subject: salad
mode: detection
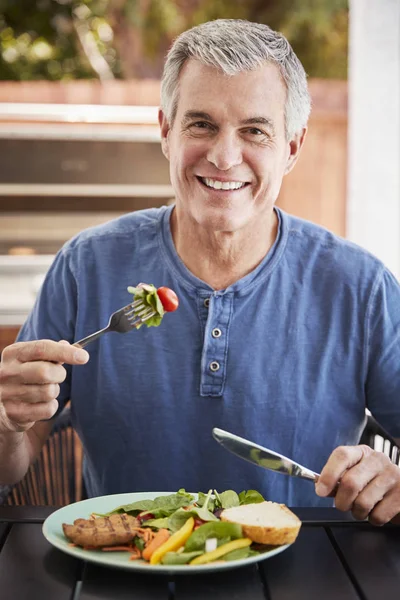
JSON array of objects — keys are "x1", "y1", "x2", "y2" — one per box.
[
  {"x1": 63, "y1": 488, "x2": 272, "y2": 566},
  {"x1": 127, "y1": 283, "x2": 179, "y2": 329}
]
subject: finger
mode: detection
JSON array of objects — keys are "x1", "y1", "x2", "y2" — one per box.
[
  {"x1": 9, "y1": 340, "x2": 89, "y2": 366},
  {"x1": 369, "y1": 496, "x2": 400, "y2": 527},
  {"x1": 316, "y1": 445, "x2": 374, "y2": 497},
  {"x1": 351, "y1": 466, "x2": 400, "y2": 523},
  {"x1": 5, "y1": 361, "x2": 67, "y2": 386},
  {"x1": 333, "y1": 452, "x2": 387, "y2": 512},
  {"x1": 2, "y1": 398, "x2": 59, "y2": 430},
  {"x1": 22, "y1": 362, "x2": 67, "y2": 385},
  {"x1": 3, "y1": 383, "x2": 61, "y2": 405}
]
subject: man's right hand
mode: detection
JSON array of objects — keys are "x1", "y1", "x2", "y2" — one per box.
[{"x1": 0, "y1": 340, "x2": 89, "y2": 433}]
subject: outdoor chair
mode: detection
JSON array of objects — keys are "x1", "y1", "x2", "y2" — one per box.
[
  {"x1": 360, "y1": 413, "x2": 400, "y2": 466},
  {"x1": 0, "y1": 405, "x2": 84, "y2": 506}
]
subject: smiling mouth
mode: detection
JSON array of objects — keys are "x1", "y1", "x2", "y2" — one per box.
[{"x1": 196, "y1": 176, "x2": 250, "y2": 191}]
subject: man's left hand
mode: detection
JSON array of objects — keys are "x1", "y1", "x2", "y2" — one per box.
[{"x1": 315, "y1": 445, "x2": 400, "y2": 525}]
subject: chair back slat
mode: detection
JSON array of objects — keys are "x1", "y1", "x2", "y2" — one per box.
[{"x1": 3, "y1": 405, "x2": 83, "y2": 506}]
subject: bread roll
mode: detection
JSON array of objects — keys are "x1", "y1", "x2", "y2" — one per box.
[{"x1": 220, "y1": 501, "x2": 301, "y2": 545}]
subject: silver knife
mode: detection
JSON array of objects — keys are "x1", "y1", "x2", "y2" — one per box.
[{"x1": 212, "y1": 428, "x2": 320, "y2": 483}]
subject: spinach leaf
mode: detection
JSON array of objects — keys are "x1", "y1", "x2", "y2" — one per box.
[
  {"x1": 185, "y1": 521, "x2": 242, "y2": 552},
  {"x1": 213, "y1": 489, "x2": 223, "y2": 507},
  {"x1": 218, "y1": 490, "x2": 240, "y2": 509},
  {"x1": 161, "y1": 551, "x2": 203, "y2": 565},
  {"x1": 196, "y1": 489, "x2": 215, "y2": 512},
  {"x1": 141, "y1": 517, "x2": 170, "y2": 529},
  {"x1": 168, "y1": 507, "x2": 218, "y2": 533},
  {"x1": 127, "y1": 283, "x2": 165, "y2": 328},
  {"x1": 193, "y1": 505, "x2": 219, "y2": 522},
  {"x1": 134, "y1": 537, "x2": 145, "y2": 551},
  {"x1": 222, "y1": 547, "x2": 260, "y2": 561},
  {"x1": 238, "y1": 490, "x2": 265, "y2": 505},
  {"x1": 104, "y1": 491, "x2": 194, "y2": 517},
  {"x1": 196, "y1": 491, "x2": 207, "y2": 507},
  {"x1": 215, "y1": 536, "x2": 231, "y2": 547}
]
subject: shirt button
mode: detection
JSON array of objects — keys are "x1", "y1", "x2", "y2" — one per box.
[
  {"x1": 209, "y1": 361, "x2": 220, "y2": 372},
  {"x1": 204, "y1": 298, "x2": 210, "y2": 308},
  {"x1": 212, "y1": 328, "x2": 222, "y2": 338}
]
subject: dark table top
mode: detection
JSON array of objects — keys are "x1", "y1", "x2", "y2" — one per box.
[{"x1": 0, "y1": 506, "x2": 399, "y2": 600}]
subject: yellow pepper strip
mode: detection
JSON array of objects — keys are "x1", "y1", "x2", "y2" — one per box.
[
  {"x1": 150, "y1": 517, "x2": 195, "y2": 565},
  {"x1": 190, "y1": 537, "x2": 252, "y2": 565}
]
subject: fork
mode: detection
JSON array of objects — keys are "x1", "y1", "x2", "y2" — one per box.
[{"x1": 73, "y1": 300, "x2": 156, "y2": 348}]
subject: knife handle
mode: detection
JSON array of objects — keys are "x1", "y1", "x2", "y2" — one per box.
[
  {"x1": 311, "y1": 473, "x2": 340, "y2": 497},
  {"x1": 298, "y1": 467, "x2": 341, "y2": 497},
  {"x1": 295, "y1": 465, "x2": 320, "y2": 482}
]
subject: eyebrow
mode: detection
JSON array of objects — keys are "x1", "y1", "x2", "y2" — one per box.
[
  {"x1": 241, "y1": 117, "x2": 275, "y2": 131},
  {"x1": 182, "y1": 111, "x2": 275, "y2": 133},
  {"x1": 182, "y1": 111, "x2": 214, "y2": 124}
]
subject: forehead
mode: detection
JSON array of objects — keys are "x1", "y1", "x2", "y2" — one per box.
[{"x1": 175, "y1": 59, "x2": 287, "y2": 124}]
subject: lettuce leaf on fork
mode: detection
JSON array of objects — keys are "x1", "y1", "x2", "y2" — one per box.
[{"x1": 127, "y1": 283, "x2": 165, "y2": 328}]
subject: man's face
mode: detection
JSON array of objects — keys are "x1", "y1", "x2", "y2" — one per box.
[{"x1": 160, "y1": 59, "x2": 304, "y2": 233}]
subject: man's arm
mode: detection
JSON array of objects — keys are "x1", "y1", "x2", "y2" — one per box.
[
  {"x1": 0, "y1": 420, "x2": 53, "y2": 485},
  {"x1": 0, "y1": 340, "x2": 88, "y2": 486}
]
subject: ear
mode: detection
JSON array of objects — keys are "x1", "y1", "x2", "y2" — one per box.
[
  {"x1": 284, "y1": 127, "x2": 307, "y2": 175},
  {"x1": 158, "y1": 109, "x2": 171, "y2": 161}
]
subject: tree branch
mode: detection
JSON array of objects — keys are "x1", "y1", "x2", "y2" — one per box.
[{"x1": 72, "y1": 16, "x2": 115, "y2": 81}]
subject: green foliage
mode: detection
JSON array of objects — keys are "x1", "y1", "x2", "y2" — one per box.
[
  {"x1": 124, "y1": 0, "x2": 184, "y2": 58},
  {"x1": 0, "y1": 0, "x2": 117, "y2": 80},
  {"x1": 265, "y1": 0, "x2": 348, "y2": 79},
  {"x1": 0, "y1": 0, "x2": 348, "y2": 80},
  {"x1": 185, "y1": 0, "x2": 348, "y2": 79}
]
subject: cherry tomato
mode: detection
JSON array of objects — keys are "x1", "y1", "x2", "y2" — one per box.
[
  {"x1": 157, "y1": 287, "x2": 179, "y2": 312},
  {"x1": 137, "y1": 512, "x2": 155, "y2": 524}
]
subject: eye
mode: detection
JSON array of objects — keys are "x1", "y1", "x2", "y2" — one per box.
[
  {"x1": 192, "y1": 121, "x2": 213, "y2": 130},
  {"x1": 242, "y1": 127, "x2": 272, "y2": 144},
  {"x1": 246, "y1": 127, "x2": 264, "y2": 136},
  {"x1": 185, "y1": 121, "x2": 215, "y2": 137}
]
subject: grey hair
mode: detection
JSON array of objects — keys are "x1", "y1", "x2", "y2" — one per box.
[{"x1": 161, "y1": 19, "x2": 311, "y2": 140}]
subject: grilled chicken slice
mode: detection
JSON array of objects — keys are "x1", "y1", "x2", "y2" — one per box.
[{"x1": 62, "y1": 513, "x2": 140, "y2": 548}]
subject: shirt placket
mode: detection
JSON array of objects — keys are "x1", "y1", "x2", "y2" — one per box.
[{"x1": 199, "y1": 291, "x2": 233, "y2": 397}]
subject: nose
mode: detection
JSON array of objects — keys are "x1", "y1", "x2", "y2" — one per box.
[{"x1": 206, "y1": 132, "x2": 242, "y2": 171}]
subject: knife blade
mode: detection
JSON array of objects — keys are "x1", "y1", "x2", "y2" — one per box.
[{"x1": 212, "y1": 427, "x2": 320, "y2": 483}]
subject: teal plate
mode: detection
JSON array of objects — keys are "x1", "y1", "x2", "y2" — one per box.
[{"x1": 42, "y1": 492, "x2": 292, "y2": 574}]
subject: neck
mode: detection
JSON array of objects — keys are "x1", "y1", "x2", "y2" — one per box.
[{"x1": 170, "y1": 207, "x2": 278, "y2": 290}]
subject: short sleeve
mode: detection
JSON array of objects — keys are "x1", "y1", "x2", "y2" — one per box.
[
  {"x1": 365, "y1": 267, "x2": 400, "y2": 436},
  {"x1": 16, "y1": 247, "x2": 78, "y2": 412}
]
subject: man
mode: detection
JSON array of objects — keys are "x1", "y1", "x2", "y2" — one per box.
[{"x1": 1, "y1": 19, "x2": 400, "y2": 524}]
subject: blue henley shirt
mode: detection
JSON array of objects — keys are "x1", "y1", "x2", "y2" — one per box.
[{"x1": 17, "y1": 205, "x2": 400, "y2": 506}]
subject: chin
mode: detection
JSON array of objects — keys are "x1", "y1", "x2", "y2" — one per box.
[{"x1": 194, "y1": 210, "x2": 249, "y2": 233}]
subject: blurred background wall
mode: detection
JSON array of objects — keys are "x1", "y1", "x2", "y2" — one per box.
[{"x1": 0, "y1": 0, "x2": 349, "y2": 237}]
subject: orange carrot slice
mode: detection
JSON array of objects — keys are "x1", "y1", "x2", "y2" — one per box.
[{"x1": 142, "y1": 529, "x2": 171, "y2": 562}]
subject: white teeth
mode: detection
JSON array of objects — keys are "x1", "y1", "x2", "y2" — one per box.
[{"x1": 202, "y1": 177, "x2": 246, "y2": 190}]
